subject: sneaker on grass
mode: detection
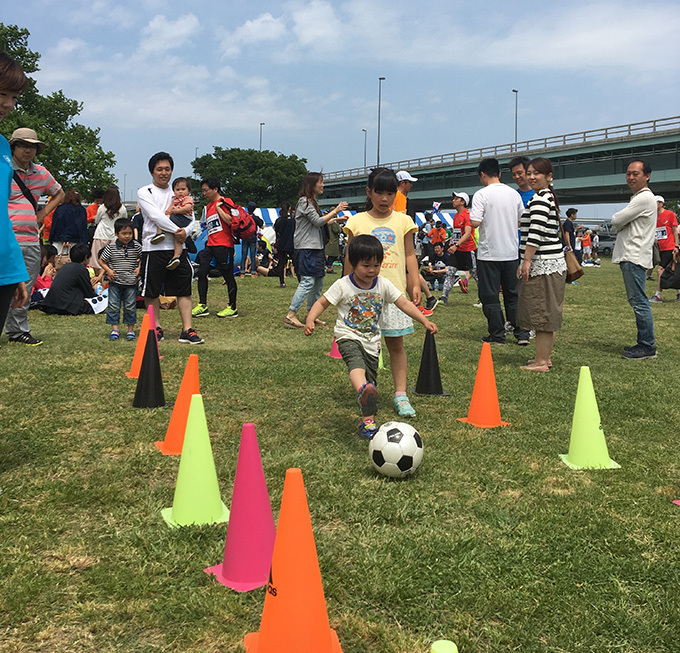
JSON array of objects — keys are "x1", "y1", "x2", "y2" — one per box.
[
  {"x1": 192, "y1": 304, "x2": 209, "y2": 317},
  {"x1": 357, "y1": 418, "x2": 378, "y2": 441},
  {"x1": 216, "y1": 306, "x2": 238, "y2": 318},
  {"x1": 622, "y1": 345, "x2": 657, "y2": 360},
  {"x1": 482, "y1": 335, "x2": 505, "y2": 345},
  {"x1": 417, "y1": 305, "x2": 434, "y2": 317},
  {"x1": 9, "y1": 332, "x2": 43, "y2": 346},
  {"x1": 178, "y1": 328, "x2": 204, "y2": 344},
  {"x1": 109, "y1": 329, "x2": 120, "y2": 341},
  {"x1": 393, "y1": 394, "x2": 415, "y2": 418},
  {"x1": 155, "y1": 326, "x2": 164, "y2": 342},
  {"x1": 459, "y1": 277, "x2": 469, "y2": 293},
  {"x1": 649, "y1": 295, "x2": 662, "y2": 303},
  {"x1": 425, "y1": 296, "x2": 439, "y2": 311}
]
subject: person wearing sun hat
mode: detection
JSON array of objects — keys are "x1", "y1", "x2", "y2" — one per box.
[{"x1": 6, "y1": 126, "x2": 64, "y2": 346}]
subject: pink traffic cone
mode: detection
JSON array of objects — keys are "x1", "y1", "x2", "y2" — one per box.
[
  {"x1": 204, "y1": 423, "x2": 276, "y2": 591},
  {"x1": 324, "y1": 337, "x2": 342, "y2": 359}
]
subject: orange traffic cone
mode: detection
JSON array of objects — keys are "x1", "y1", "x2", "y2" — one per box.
[
  {"x1": 324, "y1": 337, "x2": 342, "y2": 359},
  {"x1": 155, "y1": 354, "x2": 200, "y2": 455},
  {"x1": 125, "y1": 311, "x2": 152, "y2": 378},
  {"x1": 457, "y1": 343, "x2": 509, "y2": 428},
  {"x1": 244, "y1": 468, "x2": 342, "y2": 653}
]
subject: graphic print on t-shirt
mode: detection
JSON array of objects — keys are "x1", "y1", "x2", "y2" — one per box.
[
  {"x1": 371, "y1": 226, "x2": 398, "y2": 271},
  {"x1": 345, "y1": 292, "x2": 384, "y2": 337}
]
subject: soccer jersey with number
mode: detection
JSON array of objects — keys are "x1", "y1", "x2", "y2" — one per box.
[{"x1": 203, "y1": 198, "x2": 234, "y2": 248}]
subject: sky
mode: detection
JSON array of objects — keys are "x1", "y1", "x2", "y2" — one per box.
[{"x1": 4, "y1": 0, "x2": 680, "y2": 215}]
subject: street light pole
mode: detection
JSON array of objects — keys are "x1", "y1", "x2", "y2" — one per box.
[
  {"x1": 195, "y1": 147, "x2": 198, "y2": 159},
  {"x1": 377, "y1": 77, "x2": 385, "y2": 166},
  {"x1": 259, "y1": 122, "x2": 265, "y2": 151},
  {"x1": 123, "y1": 174, "x2": 127, "y2": 202},
  {"x1": 512, "y1": 89, "x2": 519, "y2": 149},
  {"x1": 362, "y1": 129, "x2": 367, "y2": 168}
]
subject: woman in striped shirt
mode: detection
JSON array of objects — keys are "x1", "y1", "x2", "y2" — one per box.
[{"x1": 517, "y1": 157, "x2": 567, "y2": 372}]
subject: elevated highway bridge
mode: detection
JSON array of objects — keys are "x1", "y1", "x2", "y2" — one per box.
[{"x1": 319, "y1": 117, "x2": 680, "y2": 211}]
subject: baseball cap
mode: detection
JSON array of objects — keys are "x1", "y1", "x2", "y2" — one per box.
[
  {"x1": 452, "y1": 191, "x2": 470, "y2": 206},
  {"x1": 396, "y1": 170, "x2": 418, "y2": 183}
]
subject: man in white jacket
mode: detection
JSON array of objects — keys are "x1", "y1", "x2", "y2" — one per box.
[
  {"x1": 137, "y1": 152, "x2": 204, "y2": 344},
  {"x1": 611, "y1": 159, "x2": 656, "y2": 359}
]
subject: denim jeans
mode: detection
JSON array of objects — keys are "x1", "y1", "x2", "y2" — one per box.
[
  {"x1": 477, "y1": 258, "x2": 529, "y2": 341},
  {"x1": 620, "y1": 261, "x2": 655, "y2": 349},
  {"x1": 106, "y1": 283, "x2": 138, "y2": 326},
  {"x1": 289, "y1": 275, "x2": 324, "y2": 313},
  {"x1": 240, "y1": 237, "x2": 258, "y2": 273}
]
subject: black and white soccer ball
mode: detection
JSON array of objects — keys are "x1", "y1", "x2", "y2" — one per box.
[{"x1": 369, "y1": 421, "x2": 424, "y2": 478}]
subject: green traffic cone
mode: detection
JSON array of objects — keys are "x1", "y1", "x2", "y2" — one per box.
[
  {"x1": 559, "y1": 366, "x2": 620, "y2": 470},
  {"x1": 161, "y1": 394, "x2": 230, "y2": 527}
]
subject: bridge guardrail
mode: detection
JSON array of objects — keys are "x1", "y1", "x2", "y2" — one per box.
[{"x1": 324, "y1": 116, "x2": 680, "y2": 181}]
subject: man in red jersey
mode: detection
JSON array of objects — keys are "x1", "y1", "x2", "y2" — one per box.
[
  {"x1": 649, "y1": 195, "x2": 679, "y2": 303},
  {"x1": 192, "y1": 177, "x2": 238, "y2": 318}
]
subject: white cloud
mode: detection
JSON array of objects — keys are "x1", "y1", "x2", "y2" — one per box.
[
  {"x1": 137, "y1": 14, "x2": 201, "y2": 55},
  {"x1": 219, "y1": 13, "x2": 287, "y2": 57}
]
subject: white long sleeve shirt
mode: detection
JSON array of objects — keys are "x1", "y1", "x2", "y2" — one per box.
[
  {"x1": 137, "y1": 183, "x2": 195, "y2": 252},
  {"x1": 611, "y1": 187, "x2": 656, "y2": 268}
]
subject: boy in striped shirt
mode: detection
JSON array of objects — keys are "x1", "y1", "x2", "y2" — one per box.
[{"x1": 98, "y1": 218, "x2": 142, "y2": 341}]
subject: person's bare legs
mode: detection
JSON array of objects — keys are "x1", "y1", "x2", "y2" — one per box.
[{"x1": 385, "y1": 335, "x2": 407, "y2": 393}]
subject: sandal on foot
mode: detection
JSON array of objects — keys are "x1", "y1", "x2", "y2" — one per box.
[
  {"x1": 284, "y1": 316, "x2": 304, "y2": 329},
  {"x1": 527, "y1": 358, "x2": 552, "y2": 368},
  {"x1": 520, "y1": 363, "x2": 551, "y2": 372},
  {"x1": 109, "y1": 329, "x2": 120, "y2": 340}
]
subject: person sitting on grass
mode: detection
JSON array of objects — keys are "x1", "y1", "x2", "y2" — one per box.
[
  {"x1": 39, "y1": 243, "x2": 96, "y2": 315},
  {"x1": 98, "y1": 218, "x2": 142, "y2": 341},
  {"x1": 305, "y1": 234, "x2": 437, "y2": 440},
  {"x1": 150, "y1": 177, "x2": 194, "y2": 271},
  {"x1": 255, "y1": 239, "x2": 279, "y2": 279}
]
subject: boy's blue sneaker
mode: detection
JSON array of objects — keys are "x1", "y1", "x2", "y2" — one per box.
[
  {"x1": 126, "y1": 331, "x2": 136, "y2": 341},
  {"x1": 357, "y1": 382, "x2": 379, "y2": 416},
  {"x1": 357, "y1": 418, "x2": 378, "y2": 441},
  {"x1": 394, "y1": 394, "x2": 415, "y2": 418},
  {"x1": 109, "y1": 329, "x2": 119, "y2": 341}
]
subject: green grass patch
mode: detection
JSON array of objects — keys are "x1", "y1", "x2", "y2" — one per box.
[{"x1": 1, "y1": 263, "x2": 680, "y2": 652}]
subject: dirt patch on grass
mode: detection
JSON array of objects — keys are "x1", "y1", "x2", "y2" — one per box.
[{"x1": 42, "y1": 547, "x2": 99, "y2": 574}]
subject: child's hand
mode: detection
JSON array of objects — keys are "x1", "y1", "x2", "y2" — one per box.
[
  {"x1": 304, "y1": 320, "x2": 315, "y2": 336},
  {"x1": 133, "y1": 267, "x2": 140, "y2": 277},
  {"x1": 426, "y1": 320, "x2": 438, "y2": 335}
]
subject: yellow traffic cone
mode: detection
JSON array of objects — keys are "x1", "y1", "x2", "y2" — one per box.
[
  {"x1": 559, "y1": 367, "x2": 619, "y2": 470},
  {"x1": 161, "y1": 394, "x2": 230, "y2": 527}
]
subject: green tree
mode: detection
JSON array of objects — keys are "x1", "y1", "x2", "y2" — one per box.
[
  {"x1": 0, "y1": 24, "x2": 116, "y2": 198},
  {"x1": 191, "y1": 147, "x2": 307, "y2": 208}
]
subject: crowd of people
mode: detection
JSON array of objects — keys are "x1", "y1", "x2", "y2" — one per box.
[{"x1": 1, "y1": 51, "x2": 677, "y2": 434}]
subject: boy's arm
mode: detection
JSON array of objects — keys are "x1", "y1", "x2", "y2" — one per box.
[
  {"x1": 395, "y1": 295, "x2": 438, "y2": 334},
  {"x1": 98, "y1": 257, "x2": 116, "y2": 280},
  {"x1": 304, "y1": 296, "x2": 331, "y2": 335},
  {"x1": 215, "y1": 200, "x2": 232, "y2": 225}
]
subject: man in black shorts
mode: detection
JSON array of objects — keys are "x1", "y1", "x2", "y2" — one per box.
[{"x1": 137, "y1": 152, "x2": 204, "y2": 344}]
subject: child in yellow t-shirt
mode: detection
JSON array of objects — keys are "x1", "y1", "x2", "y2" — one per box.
[{"x1": 344, "y1": 168, "x2": 420, "y2": 418}]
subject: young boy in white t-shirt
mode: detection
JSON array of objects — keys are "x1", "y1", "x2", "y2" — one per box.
[{"x1": 305, "y1": 235, "x2": 437, "y2": 440}]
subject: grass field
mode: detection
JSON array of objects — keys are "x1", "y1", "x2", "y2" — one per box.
[{"x1": 1, "y1": 261, "x2": 680, "y2": 653}]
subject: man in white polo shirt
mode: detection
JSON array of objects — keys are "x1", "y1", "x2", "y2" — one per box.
[
  {"x1": 470, "y1": 157, "x2": 529, "y2": 345},
  {"x1": 137, "y1": 151, "x2": 204, "y2": 344}
]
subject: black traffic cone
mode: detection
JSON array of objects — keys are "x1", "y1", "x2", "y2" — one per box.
[
  {"x1": 413, "y1": 331, "x2": 448, "y2": 396},
  {"x1": 133, "y1": 330, "x2": 165, "y2": 408}
]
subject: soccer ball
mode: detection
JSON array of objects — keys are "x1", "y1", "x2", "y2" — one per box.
[{"x1": 369, "y1": 421, "x2": 424, "y2": 478}]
